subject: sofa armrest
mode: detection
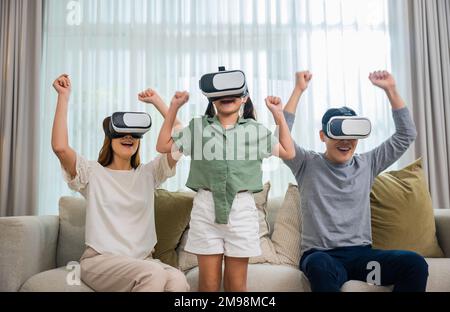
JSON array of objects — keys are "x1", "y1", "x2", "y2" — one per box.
[
  {"x1": 435, "y1": 209, "x2": 450, "y2": 258},
  {"x1": 0, "y1": 216, "x2": 59, "y2": 291}
]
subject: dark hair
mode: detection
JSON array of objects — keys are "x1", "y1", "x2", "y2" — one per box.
[
  {"x1": 205, "y1": 97, "x2": 256, "y2": 120},
  {"x1": 98, "y1": 117, "x2": 141, "y2": 169}
]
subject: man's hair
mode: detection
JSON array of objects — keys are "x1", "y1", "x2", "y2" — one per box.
[{"x1": 321, "y1": 107, "x2": 357, "y2": 134}]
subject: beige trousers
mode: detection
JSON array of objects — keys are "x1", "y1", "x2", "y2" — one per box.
[{"x1": 80, "y1": 247, "x2": 190, "y2": 292}]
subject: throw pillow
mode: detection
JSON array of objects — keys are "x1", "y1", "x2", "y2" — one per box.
[
  {"x1": 249, "y1": 182, "x2": 280, "y2": 264},
  {"x1": 271, "y1": 183, "x2": 302, "y2": 267},
  {"x1": 370, "y1": 158, "x2": 444, "y2": 257},
  {"x1": 153, "y1": 189, "x2": 195, "y2": 267}
]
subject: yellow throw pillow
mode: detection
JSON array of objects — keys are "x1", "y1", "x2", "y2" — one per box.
[
  {"x1": 370, "y1": 158, "x2": 444, "y2": 257},
  {"x1": 153, "y1": 189, "x2": 195, "y2": 268}
]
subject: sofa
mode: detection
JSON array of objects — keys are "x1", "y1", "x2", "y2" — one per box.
[{"x1": 1, "y1": 193, "x2": 450, "y2": 292}]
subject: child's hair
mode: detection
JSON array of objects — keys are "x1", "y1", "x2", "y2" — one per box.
[{"x1": 205, "y1": 97, "x2": 256, "y2": 120}]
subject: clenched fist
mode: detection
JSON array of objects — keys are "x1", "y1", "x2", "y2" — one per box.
[
  {"x1": 138, "y1": 88, "x2": 162, "y2": 104},
  {"x1": 369, "y1": 70, "x2": 396, "y2": 91},
  {"x1": 296, "y1": 71, "x2": 312, "y2": 92},
  {"x1": 53, "y1": 74, "x2": 71, "y2": 97},
  {"x1": 170, "y1": 91, "x2": 189, "y2": 109},
  {"x1": 265, "y1": 96, "x2": 283, "y2": 115}
]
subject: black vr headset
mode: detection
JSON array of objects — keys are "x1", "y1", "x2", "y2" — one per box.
[
  {"x1": 199, "y1": 66, "x2": 249, "y2": 101},
  {"x1": 103, "y1": 112, "x2": 152, "y2": 139}
]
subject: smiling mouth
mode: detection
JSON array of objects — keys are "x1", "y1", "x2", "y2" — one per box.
[
  {"x1": 219, "y1": 98, "x2": 237, "y2": 105},
  {"x1": 337, "y1": 146, "x2": 351, "y2": 152},
  {"x1": 121, "y1": 141, "x2": 134, "y2": 147}
]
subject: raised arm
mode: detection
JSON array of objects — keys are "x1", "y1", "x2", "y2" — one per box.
[
  {"x1": 365, "y1": 71, "x2": 417, "y2": 175},
  {"x1": 282, "y1": 71, "x2": 313, "y2": 176},
  {"x1": 138, "y1": 88, "x2": 183, "y2": 129},
  {"x1": 284, "y1": 71, "x2": 312, "y2": 116},
  {"x1": 139, "y1": 88, "x2": 185, "y2": 167},
  {"x1": 51, "y1": 74, "x2": 77, "y2": 178},
  {"x1": 265, "y1": 96, "x2": 295, "y2": 160},
  {"x1": 156, "y1": 91, "x2": 189, "y2": 154}
]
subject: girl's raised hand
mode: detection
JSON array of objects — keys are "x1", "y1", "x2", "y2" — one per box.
[{"x1": 265, "y1": 96, "x2": 283, "y2": 115}]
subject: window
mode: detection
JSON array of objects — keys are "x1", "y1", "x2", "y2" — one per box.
[{"x1": 39, "y1": 0, "x2": 410, "y2": 215}]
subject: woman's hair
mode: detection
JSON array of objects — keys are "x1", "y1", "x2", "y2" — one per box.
[
  {"x1": 205, "y1": 96, "x2": 256, "y2": 120},
  {"x1": 98, "y1": 117, "x2": 141, "y2": 169}
]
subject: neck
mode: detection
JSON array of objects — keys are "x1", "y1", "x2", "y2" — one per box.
[
  {"x1": 217, "y1": 112, "x2": 240, "y2": 128},
  {"x1": 108, "y1": 156, "x2": 133, "y2": 170}
]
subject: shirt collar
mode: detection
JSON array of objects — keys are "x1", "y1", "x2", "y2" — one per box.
[{"x1": 206, "y1": 115, "x2": 249, "y2": 127}]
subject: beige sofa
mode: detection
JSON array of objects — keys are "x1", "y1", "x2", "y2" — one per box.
[{"x1": 1, "y1": 195, "x2": 450, "y2": 292}]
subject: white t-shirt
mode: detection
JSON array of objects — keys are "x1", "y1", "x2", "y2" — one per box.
[{"x1": 62, "y1": 154, "x2": 175, "y2": 259}]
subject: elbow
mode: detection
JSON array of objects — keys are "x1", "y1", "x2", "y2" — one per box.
[
  {"x1": 156, "y1": 144, "x2": 170, "y2": 154},
  {"x1": 286, "y1": 149, "x2": 296, "y2": 160},
  {"x1": 52, "y1": 144, "x2": 69, "y2": 157}
]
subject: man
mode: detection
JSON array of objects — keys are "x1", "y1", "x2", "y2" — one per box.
[{"x1": 283, "y1": 70, "x2": 428, "y2": 292}]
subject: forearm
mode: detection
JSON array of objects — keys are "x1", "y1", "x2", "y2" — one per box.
[
  {"x1": 51, "y1": 95, "x2": 70, "y2": 153},
  {"x1": 284, "y1": 87, "x2": 304, "y2": 114},
  {"x1": 273, "y1": 112, "x2": 295, "y2": 159},
  {"x1": 385, "y1": 87, "x2": 406, "y2": 110},
  {"x1": 156, "y1": 105, "x2": 179, "y2": 153},
  {"x1": 152, "y1": 98, "x2": 182, "y2": 128}
]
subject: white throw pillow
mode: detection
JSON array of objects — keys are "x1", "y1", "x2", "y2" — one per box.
[{"x1": 271, "y1": 184, "x2": 302, "y2": 267}]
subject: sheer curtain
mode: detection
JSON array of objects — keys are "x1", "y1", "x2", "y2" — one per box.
[{"x1": 39, "y1": 0, "x2": 411, "y2": 215}]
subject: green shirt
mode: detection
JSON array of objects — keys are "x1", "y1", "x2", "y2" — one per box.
[{"x1": 172, "y1": 115, "x2": 277, "y2": 224}]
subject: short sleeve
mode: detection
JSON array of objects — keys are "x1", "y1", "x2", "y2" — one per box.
[
  {"x1": 172, "y1": 121, "x2": 193, "y2": 156},
  {"x1": 143, "y1": 154, "x2": 176, "y2": 188},
  {"x1": 258, "y1": 124, "x2": 279, "y2": 159},
  {"x1": 61, "y1": 154, "x2": 91, "y2": 193}
]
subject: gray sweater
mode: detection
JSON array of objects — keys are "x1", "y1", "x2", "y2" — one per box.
[{"x1": 283, "y1": 107, "x2": 417, "y2": 253}]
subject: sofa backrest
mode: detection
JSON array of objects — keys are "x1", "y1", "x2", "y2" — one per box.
[
  {"x1": 57, "y1": 197, "x2": 86, "y2": 267},
  {"x1": 56, "y1": 194, "x2": 285, "y2": 267}
]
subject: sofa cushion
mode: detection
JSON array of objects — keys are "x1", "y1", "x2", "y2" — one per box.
[
  {"x1": 371, "y1": 158, "x2": 444, "y2": 257},
  {"x1": 271, "y1": 184, "x2": 302, "y2": 267},
  {"x1": 153, "y1": 189, "x2": 194, "y2": 268},
  {"x1": 20, "y1": 267, "x2": 93, "y2": 292},
  {"x1": 424, "y1": 258, "x2": 450, "y2": 292},
  {"x1": 185, "y1": 264, "x2": 310, "y2": 292},
  {"x1": 57, "y1": 197, "x2": 86, "y2": 267}
]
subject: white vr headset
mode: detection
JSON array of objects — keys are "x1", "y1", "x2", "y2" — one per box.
[
  {"x1": 199, "y1": 66, "x2": 248, "y2": 101},
  {"x1": 104, "y1": 112, "x2": 152, "y2": 139},
  {"x1": 326, "y1": 116, "x2": 372, "y2": 140}
]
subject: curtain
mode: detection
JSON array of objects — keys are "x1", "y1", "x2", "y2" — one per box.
[
  {"x1": 408, "y1": 0, "x2": 450, "y2": 209},
  {"x1": 39, "y1": 0, "x2": 410, "y2": 215},
  {"x1": 0, "y1": 0, "x2": 43, "y2": 216}
]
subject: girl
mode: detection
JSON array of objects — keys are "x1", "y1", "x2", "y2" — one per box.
[
  {"x1": 156, "y1": 72, "x2": 295, "y2": 291},
  {"x1": 51, "y1": 74, "x2": 189, "y2": 292}
]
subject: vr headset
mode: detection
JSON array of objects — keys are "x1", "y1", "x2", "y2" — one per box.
[
  {"x1": 104, "y1": 112, "x2": 152, "y2": 139},
  {"x1": 199, "y1": 66, "x2": 248, "y2": 101},
  {"x1": 325, "y1": 116, "x2": 372, "y2": 140}
]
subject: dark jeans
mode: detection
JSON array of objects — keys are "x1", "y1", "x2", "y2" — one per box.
[{"x1": 299, "y1": 245, "x2": 428, "y2": 292}]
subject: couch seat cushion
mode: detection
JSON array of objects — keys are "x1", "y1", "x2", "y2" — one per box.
[
  {"x1": 186, "y1": 263, "x2": 310, "y2": 292},
  {"x1": 19, "y1": 267, "x2": 93, "y2": 292}
]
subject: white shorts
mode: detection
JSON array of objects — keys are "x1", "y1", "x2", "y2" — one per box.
[{"x1": 185, "y1": 189, "x2": 261, "y2": 258}]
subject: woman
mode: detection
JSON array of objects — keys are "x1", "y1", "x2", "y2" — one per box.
[{"x1": 51, "y1": 74, "x2": 189, "y2": 292}]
